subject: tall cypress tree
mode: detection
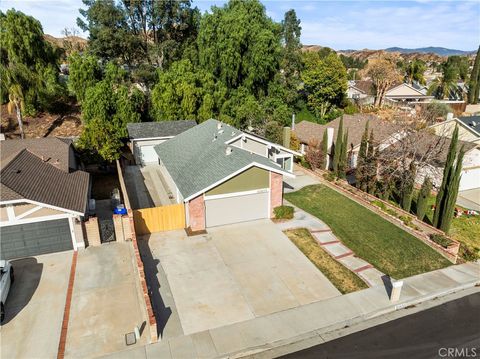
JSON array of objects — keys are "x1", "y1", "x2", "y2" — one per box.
[
  {"x1": 338, "y1": 130, "x2": 349, "y2": 179},
  {"x1": 439, "y1": 147, "x2": 465, "y2": 233},
  {"x1": 468, "y1": 46, "x2": 480, "y2": 104},
  {"x1": 433, "y1": 125, "x2": 461, "y2": 230},
  {"x1": 356, "y1": 121, "x2": 369, "y2": 190},
  {"x1": 401, "y1": 162, "x2": 416, "y2": 212},
  {"x1": 416, "y1": 176, "x2": 432, "y2": 221},
  {"x1": 332, "y1": 116, "x2": 344, "y2": 175},
  {"x1": 365, "y1": 130, "x2": 377, "y2": 194},
  {"x1": 320, "y1": 129, "x2": 328, "y2": 169}
]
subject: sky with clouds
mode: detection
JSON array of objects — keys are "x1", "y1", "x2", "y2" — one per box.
[{"x1": 1, "y1": 0, "x2": 478, "y2": 50}]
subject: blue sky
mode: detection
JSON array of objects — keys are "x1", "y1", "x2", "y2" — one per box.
[{"x1": 1, "y1": 0, "x2": 478, "y2": 50}]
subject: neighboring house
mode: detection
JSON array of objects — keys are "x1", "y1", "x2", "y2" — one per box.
[
  {"x1": 347, "y1": 80, "x2": 434, "y2": 105},
  {"x1": 127, "y1": 120, "x2": 197, "y2": 165},
  {"x1": 430, "y1": 115, "x2": 480, "y2": 145},
  {"x1": 0, "y1": 138, "x2": 90, "y2": 260},
  {"x1": 153, "y1": 119, "x2": 299, "y2": 230},
  {"x1": 294, "y1": 114, "x2": 400, "y2": 168}
]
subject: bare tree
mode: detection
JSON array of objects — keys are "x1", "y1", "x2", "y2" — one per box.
[{"x1": 305, "y1": 139, "x2": 325, "y2": 170}]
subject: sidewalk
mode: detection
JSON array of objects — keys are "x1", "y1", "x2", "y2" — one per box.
[
  {"x1": 100, "y1": 261, "x2": 480, "y2": 359},
  {"x1": 276, "y1": 201, "x2": 385, "y2": 287}
]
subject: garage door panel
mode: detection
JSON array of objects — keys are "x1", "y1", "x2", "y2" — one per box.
[
  {"x1": 205, "y1": 191, "x2": 269, "y2": 227},
  {"x1": 0, "y1": 219, "x2": 73, "y2": 260}
]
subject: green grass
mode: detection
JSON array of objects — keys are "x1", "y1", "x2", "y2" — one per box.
[
  {"x1": 285, "y1": 228, "x2": 368, "y2": 294},
  {"x1": 285, "y1": 185, "x2": 451, "y2": 278}
]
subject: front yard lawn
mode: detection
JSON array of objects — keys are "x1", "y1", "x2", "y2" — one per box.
[
  {"x1": 285, "y1": 228, "x2": 368, "y2": 294},
  {"x1": 285, "y1": 185, "x2": 451, "y2": 278}
]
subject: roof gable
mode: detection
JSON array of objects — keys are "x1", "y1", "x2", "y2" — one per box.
[
  {"x1": 386, "y1": 83, "x2": 427, "y2": 97},
  {"x1": 127, "y1": 120, "x2": 197, "y2": 139},
  {"x1": 154, "y1": 119, "x2": 291, "y2": 200},
  {"x1": 457, "y1": 116, "x2": 480, "y2": 136}
]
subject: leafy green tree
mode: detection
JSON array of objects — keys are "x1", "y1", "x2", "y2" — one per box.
[
  {"x1": 302, "y1": 52, "x2": 347, "y2": 118},
  {"x1": 0, "y1": 9, "x2": 62, "y2": 136},
  {"x1": 151, "y1": 59, "x2": 217, "y2": 122},
  {"x1": 79, "y1": 62, "x2": 146, "y2": 161},
  {"x1": 404, "y1": 59, "x2": 426, "y2": 85},
  {"x1": 468, "y1": 46, "x2": 480, "y2": 104},
  {"x1": 280, "y1": 9, "x2": 301, "y2": 104},
  {"x1": 433, "y1": 126, "x2": 465, "y2": 233},
  {"x1": 67, "y1": 52, "x2": 101, "y2": 103},
  {"x1": 197, "y1": 0, "x2": 281, "y2": 96},
  {"x1": 416, "y1": 176, "x2": 432, "y2": 221},
  {"x1": 332, "y1": 116, "x2": 344, "y2": 175}
]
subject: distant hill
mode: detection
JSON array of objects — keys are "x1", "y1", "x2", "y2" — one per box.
[{"x1": 384, "y1": 47, "x2": 474, "y2": 56}]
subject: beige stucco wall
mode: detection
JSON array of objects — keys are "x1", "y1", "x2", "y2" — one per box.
[
  {"x1": 0, "y1": 206, "x2": 8, "y2": 222},
  {"x1": 206, "y1": 167, "x2": 269, "y2": 196},
  {"x1": 231, "y1": 137, "x2": 267, "y2": 156}
]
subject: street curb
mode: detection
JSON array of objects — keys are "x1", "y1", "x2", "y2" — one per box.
[{"x1": 226, "y1": 279, "x2": 480, "y2": 359}]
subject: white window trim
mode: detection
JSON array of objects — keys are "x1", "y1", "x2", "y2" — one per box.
[
  {"x1": 15, "y1": 205, "x2": 43, "y2": 220},
  {"x1": 204, "y1": 188, "x2": 269, "y2": 201},
  {"x1": 226, "y1": 132, "x2": 301, "y2": 156},
  {"x1": 0, "y1": 199, "x2": 83, "y2": 217}
]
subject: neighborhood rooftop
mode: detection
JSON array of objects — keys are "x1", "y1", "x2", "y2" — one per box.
[
  {"x1": 127, "y1": 120, "x2": 197, "y2": 139},
  {"x1": 458, "y1": 116, "x2": 480, "y2": 135},
  {"x1": 295, "y1": 114, "x2": 401, "y2": 148},
  {"x1": 0, "y1": 149, "x2": 89, "y2": 213},
  {"x1": 154, "y1": 119, "x2": 291, "y2": 200}
]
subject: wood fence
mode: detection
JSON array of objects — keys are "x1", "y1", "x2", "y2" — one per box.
[{"x1": 133, "y1": 204, "x2": 185, "y2": 235}]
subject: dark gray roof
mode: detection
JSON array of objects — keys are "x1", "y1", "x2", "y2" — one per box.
[
  {"x1": 127, "y1": 120, "x2": 197, "y2": 139},
  {"x1": 458, "y1": 116, "x2": 480, "y2": 135},
  {"x1": 154, "y1": 119, "x2": 289, "y2": 200},
  {"x1": 0, "y1": 150, "x2": 90, "y2": 213}
]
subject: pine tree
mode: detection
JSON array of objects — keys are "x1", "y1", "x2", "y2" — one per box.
[
  {"x1": 401, "y1": 162, "x2": 416, "y2": 212},
  {"x1": 433, "y1": 126, "x2": 459, "y2": 227},
  {"x1": 416, "y1": 176, "x2": 432, "y2": 221},
  {"x1": 438, "y1": 147, "x2": 465, "y2": 233},
  {"x1": 332, "y1": 116, "x2": 344, "y2": 175},
  {"x1": 468, "y1": 46, "x2": 480, "y2": 104},
  {"x1": 320, "y1": 129, "x2": 328, "y2": 170},
  {"x1": 356, "y1": 121, "x2": 369, "y2": 190}
]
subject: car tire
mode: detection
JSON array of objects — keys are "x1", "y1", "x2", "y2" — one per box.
[
  {"x1": 9, "y1": 267, "x2": 14, "y2": 283},
  {"x1": 1, "y1": 303, "x2": 4, "y2": 323}
]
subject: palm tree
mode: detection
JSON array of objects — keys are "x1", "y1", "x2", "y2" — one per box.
[
  {"x1": 428, "y1": 64, "x2": 458, "y2": 100},
  {"x1": 404, "y1": 60, "x2": 426, "y2": 85},
  {"x1": 7, "y1": 84, "x2": 25, "y2": 139}
]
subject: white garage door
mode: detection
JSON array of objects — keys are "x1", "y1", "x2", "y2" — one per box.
[
  {"x1": 138, "y1": 145, "x2": 158, "y2": 165},
  {"x1": 205, "y1": 191, "x2": 269, "y2": 227}
]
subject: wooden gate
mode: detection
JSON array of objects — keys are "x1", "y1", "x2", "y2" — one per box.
[{"x1": 133, "y1": 204, "x2": 185, "y2": 235}]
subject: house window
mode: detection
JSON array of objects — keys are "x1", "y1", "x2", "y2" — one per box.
[{"x1": 275, "y1": 156, "x2": 293, "y2": 172}]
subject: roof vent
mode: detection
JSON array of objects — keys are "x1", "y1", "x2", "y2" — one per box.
[
  {"x1": 218, "y1": 129, "x2": 224, "y2": 134},
  {"x1": 212, "y1": 133, "x2": 217, "y2": 141},
  {"x1": 471, "y1": 121, "x2": 477, "y2": 127},
  {"x1": 225, "y1": 146, "x2": 233, "y2": 155},
  {"x1": 217, "y1": 122, "x2": 222, "y2": 130},
  {"x1": 231, "y1": 131, "x2": 236, "y2": 137}
]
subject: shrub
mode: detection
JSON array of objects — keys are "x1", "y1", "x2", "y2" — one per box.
[
  {"x1": 385, "y1": 208, "x2": 399, "y2": 217},
  {"x1": 300, "y1": 157, "x2": 311, "y2": 169},
  {"x1": 429, "y1": 234, "x2": 453, "y2": 249},
  {"x1": 371, "y1": 200, "x2": 386, "y2": 210},
  {"x1": 274, "y1": 205, "x2": 294, "y2": 220},
  {"x1": 343, "y1": 103, "x2": 359, "y2": 115},
  {"x1": 459, "y1": 245, "x2": 479, "y2": 261},
  {"x1": 323, "y1": 172, "x2": 336, "y2": 182}
]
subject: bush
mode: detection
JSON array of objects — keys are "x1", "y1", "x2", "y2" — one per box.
[
  {"x1": 385, "y1": 208, "x2": 398, "y2": 217},
  {"x1": 343, "y1": 102, "x2": 359, "y2": 115},
  {"x1": 429, "y1": 234, "x2": 453, "y2": 249},
  {"x1": 371, "y1": 200, "x2": 386, "y2": 210},
  {"x1": 459, "y1": 245, "x2": 479, "y2": 261},
  {"x1": 323, "y1": 172, "x2": 336, "y2": 182},
  {"x1": 274, "y1": 205, "x2": 294, "y2": 220},
  {"x1": 300, "y1": 157, "x2": 311, "y2": 169}
]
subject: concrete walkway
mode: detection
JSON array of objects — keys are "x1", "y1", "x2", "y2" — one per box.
[
  {"x1": 276, "y1": 202, "x2": 385, "y2": 287},
  {"x1": 100, "y1": 262, "x2": 480, "y2": 359}
]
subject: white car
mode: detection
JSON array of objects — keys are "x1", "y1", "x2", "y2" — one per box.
[{"x1": 0, "y1": 260, "x2": 14, "y2": 323}]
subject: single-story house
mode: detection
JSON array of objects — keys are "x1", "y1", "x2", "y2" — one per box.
[
  {"x1": 347, "y1": 81, "x2": 434, "y2": 105},
  {"x1": 0, "y1": 138, "x2": 90, "y2": 259},
  {"x1": 430, "y1": 115, "x2": 480, "y2": 145},
  {"x1": 153, "y1": 119, "x2": 299, "y2": 230},
  {"x1": 127, "y1": 120, "x2": 196, "y2": 165},
  {"x1": 295, "y1": 114, "x2": 400, "y2": 168}
]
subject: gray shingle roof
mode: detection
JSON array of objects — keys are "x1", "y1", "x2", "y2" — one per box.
[
  {"x1": 154, "y1": 119, "x2": 289, "y2": 200},
  {"x1": 127, "y1": 120, "x2": 197, "y2": 139},
  {"x1": 1, "y1": 150, "x2": 90, "y2": 213},
  {"x1": 458, "y1": 116, "x2": 480, "y2": 136}
]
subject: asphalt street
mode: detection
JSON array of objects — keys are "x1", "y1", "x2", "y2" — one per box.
[{"x1": 282, "y1": 292, "x2": 480, "y2": 359}]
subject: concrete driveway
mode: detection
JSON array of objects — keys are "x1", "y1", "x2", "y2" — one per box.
[
  {"x1": 65, "y1": 242, "x2": 149, "y2": 358},
  {"x1": 0, "y1": 251, "x2": 72, "y2": 359},
  {"x1": 141, "y1": 220, "x2": 340, "y2": 336}
]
